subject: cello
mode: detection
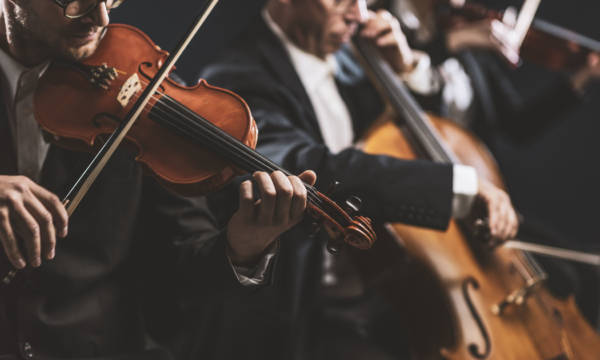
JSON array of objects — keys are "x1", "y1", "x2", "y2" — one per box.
[{"x1": 351, "y1": 35, "x2": 600, "y2": 359}]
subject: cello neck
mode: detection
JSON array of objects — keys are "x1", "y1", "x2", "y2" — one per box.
[{"x1": 352, "y1": 37, "x2": 457, "y2": 164}]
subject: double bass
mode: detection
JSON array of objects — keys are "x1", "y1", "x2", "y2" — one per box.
[{"x1": 352, "y1": 36, "x2": 600, "y2": 359}]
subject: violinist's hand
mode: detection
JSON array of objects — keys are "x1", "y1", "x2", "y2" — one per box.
[
  {"x1": 446, "y1": 19, "x2": 520, "y2": 66},
  {"x1": 474, "y1": 179, "x2": 519, "y2": 242},
  {"x1": 571, "y1": 53, "x2": 600, "y2": 92},
  {"x1": 226, "y1": 170, "x2": 317, "y2": 266},
  {"x1": 360, "y1": 9, "x2": 416, "y2": 73},
  {"x1": 0, "y1": 176, "x2": 68, "y2": 269}
]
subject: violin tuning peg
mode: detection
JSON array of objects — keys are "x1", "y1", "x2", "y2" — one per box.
[
  {"x1": 345, "y1": 195, "x2": 362, "y2": 214},
  {"x1": 326, "y1": 181, "x2": 340, "y2": 195}
]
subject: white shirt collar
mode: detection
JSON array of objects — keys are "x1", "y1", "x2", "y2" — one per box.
[
  {"x1": 0, "y1": 45, "x2": 48, "y2": 102},
  {"x1": 262, "y1": 8, "x2": 338, "y2": 92}
]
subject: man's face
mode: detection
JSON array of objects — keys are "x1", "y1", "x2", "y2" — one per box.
[
  {"x1": 289, "y1": 0, "x2": 367, "y2": 56},
  {"x1": 12, "y1": 0, "x2": 109, "y2": 61}
]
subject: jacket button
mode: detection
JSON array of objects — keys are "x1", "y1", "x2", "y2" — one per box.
[{"x1": 22, "y1": 342, "x2": 34, "y2": 359}]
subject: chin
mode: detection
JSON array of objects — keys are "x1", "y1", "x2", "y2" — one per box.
[{"x1": 63, "y1": 39, "x2": 101, "y2": 61}]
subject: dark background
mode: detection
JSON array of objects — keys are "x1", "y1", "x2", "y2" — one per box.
[{"x1": 113, "y1": 0, "x2": 600, "y2": 251}]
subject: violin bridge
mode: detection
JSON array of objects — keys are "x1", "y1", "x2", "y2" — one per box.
[{"x1": 117, "y1": 73, "x2": 142, "y2": 108}]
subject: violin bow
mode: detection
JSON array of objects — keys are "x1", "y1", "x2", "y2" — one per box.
[
  {"x1": 62, "y1": 0, "x2": 221, "y2": 215},
  {"x1": 3, "y1": 0, "x2": 221, "y2": 286},
  {"x1": 504, "y1": 241, "x2": 600, "y2": 266},
  {"x1": 512, "y1": 0, "x2": 541, "y2": 48}
]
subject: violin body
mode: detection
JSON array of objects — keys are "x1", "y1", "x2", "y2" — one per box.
[
  {"x1": 35, "y1": 24, "x2": 258, "y2": 196},
  {"x1": 0, "y1": 23, "x2": 377, "y2": 291},
  {"x1": 358, "y1": 112, "x2": 600, "y2": 359}
]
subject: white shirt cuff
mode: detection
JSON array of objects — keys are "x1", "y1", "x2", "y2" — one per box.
[
  {"x1": 452, "y1": 164, "x2": 478, "y2": 219},
  {"x1": 227, "y1": 240, "x2": 279, "y2": 287},
  {"x1": 401, "y1": 50, "x2": 442, "y2": 95}
]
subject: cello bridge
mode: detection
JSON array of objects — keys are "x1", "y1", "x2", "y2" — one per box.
[{"x1": 492, "y1": 278, "x2": 542, "y2": 316}]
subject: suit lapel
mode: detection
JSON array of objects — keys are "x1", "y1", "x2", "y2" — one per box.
[
  {"x1": 0, "y1": 86, "x2": 16, "y2": 175},
  {"x1": 253, "y1": 18, "x2": 324, "y2": 142}
]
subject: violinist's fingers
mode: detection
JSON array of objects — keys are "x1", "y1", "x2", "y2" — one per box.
[
  {"x1": 586, "y1": 53, "x2": 600, "y2": 77},
  {"x1": 0, "y1": 209, "x2": 26, "y2": 269},
  {"x1": 588, "y1": 53, "x2": 600, "y2": 66},
  {"x1": 237, "y1": 180, "x2": 255, "y2": 223},
  {"x1": 253, "y1": 171, "x2": 277, "y2": 225},
  {"x1": 490, "y1": 20, "x2": 521, "y2": 65},
  {"x1": 24, "y1": 194, "x2": 56, "y2": 261},
  {"x1": 10, "y1": 200, "x2": 41, "y2": 268},
  {"x1": 298, "y1": 170, "x2": 317, "y2": 186},
  {"x1": 30, "y1": 183, "x2": 68, "y2": 238},
  {"x1": 271, "y1": 171, "x2": 294, "y2": 226},
  {"x1": 288, "y1": 175, "x2": 308, "y2": 222}
]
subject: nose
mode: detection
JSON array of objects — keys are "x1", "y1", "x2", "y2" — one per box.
[
  {"x1": 346, "y1": 0, "x2": 368, "y2": 24},
  {"x1": 83, "y1": 1, "x2": 110, "y2": 27}
]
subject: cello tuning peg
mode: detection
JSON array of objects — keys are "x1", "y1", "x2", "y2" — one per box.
[{"x1": 345, "y1": 195, "x2": 363, "y2": 214}]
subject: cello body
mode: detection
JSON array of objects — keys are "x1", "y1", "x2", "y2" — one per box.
[{"x1": 359, "y1": 113, "x2": 600, "y2": 359}]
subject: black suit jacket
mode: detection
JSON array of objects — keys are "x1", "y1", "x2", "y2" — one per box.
[
  {"x1": 202, "y1": 17, "x2": 454, "y2": 230},
  {"x1": 198, "y1": 16, "x2": 457, "y2": 360},
  {"x1": 0, "y1": 128, "x2": 257, "y2": 358}
]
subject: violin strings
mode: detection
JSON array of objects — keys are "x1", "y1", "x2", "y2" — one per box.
[
  {"x1": 150, "y1": 95, "x2": 327, "y2": 207},
  {"x1": 125, "y1": 87, "x2": 333, "y2": 217},
  {"x1": 148, "y1": 98, "x2": 343, "y2": 222},
  {"x1": 113, "y1": 77, "x2": 340, "y2": 220}
]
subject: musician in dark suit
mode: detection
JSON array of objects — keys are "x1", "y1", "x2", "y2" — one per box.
[
  {"x1": 0, "y1": 1, "x2": 317, "y2": 359},
  {"x1": 200, "y1": 0, "x2": 520, "y2": 358}
]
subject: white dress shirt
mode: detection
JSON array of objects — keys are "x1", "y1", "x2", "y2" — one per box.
[
  {"x1": 263, "y1": 9, "x2": 478, "y2": 291},
  {"x1": 0, "y1": 46, "x2": 49, "y2": 182},
  {"x1": 262, "y1": 10, "x2": 479, "y2": 218}
]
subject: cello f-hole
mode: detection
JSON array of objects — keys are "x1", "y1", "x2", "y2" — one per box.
[{"x1": 463, "y1": 277, "x2": 492, "y2": 359}]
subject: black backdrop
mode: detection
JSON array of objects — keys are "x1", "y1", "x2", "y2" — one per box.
[{"x1": 113, "y1": 0, "x2": 600, "y2": 251}]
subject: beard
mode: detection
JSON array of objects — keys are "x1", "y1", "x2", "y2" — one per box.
[{"x1": 8, "y1": 2, "x2": 104, "y2": 64}]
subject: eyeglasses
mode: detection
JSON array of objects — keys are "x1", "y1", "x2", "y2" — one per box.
[{"x1": 53, "y1": 0, "x2": 124, "y2": 19}]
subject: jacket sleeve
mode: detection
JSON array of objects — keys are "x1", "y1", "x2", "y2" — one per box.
[{"x1": 203, "y1": 64, "x2": 454, "y2": 230}]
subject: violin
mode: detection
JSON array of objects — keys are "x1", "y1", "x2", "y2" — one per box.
[
  {"x1": 351, "y1": 35, "x2": 600, "y2": 359},
  {"x1": 441, "y1": 0, "x2": 600, "y2": 71},
  {"x1": 0, "y1": 16, "x2": 376, "y2": 288}
]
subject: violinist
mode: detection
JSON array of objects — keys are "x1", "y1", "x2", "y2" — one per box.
[
  {"x1": 200, "y1": 0, "x2": 518, "y2": 359},
  {"x1": 0, "y1": 0, "x2": 317, "y2": 359},
  {"x1": 386, "y1": 0, "x2": 600, "y2": 142}
]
